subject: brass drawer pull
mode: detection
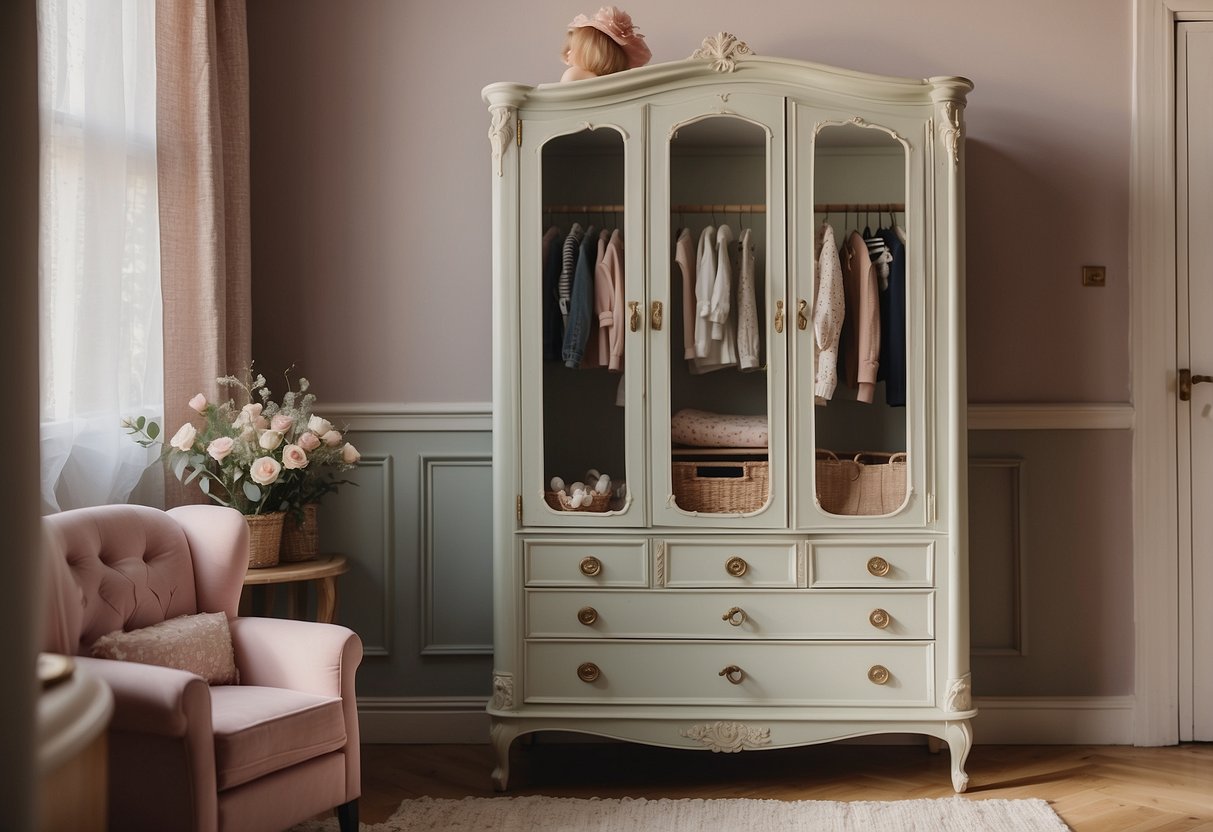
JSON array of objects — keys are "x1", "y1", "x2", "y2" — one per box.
[
  {"x1": 725, "y1": 556, "x2": 749, "y2": 577},
  {"x1": 797, "y1": 298, "x2": 809, "y2": 330},
  {"x1": 867, "y1": 556, "x2": 891, "y2": 577},
  {"x1": 651, "y1": 300, "x2": 663, "y2": 331},
  {"x1": 577, "y1": 662, "x2": 601, "y2": 683},
  {"x1": 869, "y1": 608, "x2": 891, "y2": 629},
  {"x1": 774, "y1": 300, "x2": 785, "y2": 333},
  {"x1": 722, "y1": 606, "x2": 748, "y2": 626},
  {"x1": 868, "y1": 664, "x2": 891, "y2": 685},
  {"x1": 719, "y1": 665, "x2": 745, "y2": 684},
  {"x1": 580, "y1": 556, "x2": 603, "y2": 577},
  {"x1": 628, "y1": 301, "x2": 640, "y2": 332},
  {"x1": 577, "y1": 606, "x2": 598, "y2": 626}
]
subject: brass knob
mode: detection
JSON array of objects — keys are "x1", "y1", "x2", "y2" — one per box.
[
  {"x1": 628, "y1": 300, "x2": 640, "y2": 332},
  {"x1": 577, "y1": 662, "x2": 601, "y2": 683},
  {"x1": 869, "y1": 608, "x2": 891, "y2": 629},
  {"x1": 651, "y1": 300, "x2": 664, "y2": 331},
  {"x1": 774, "y1": 300, "x2": 785, "y2": 334},
  {"x1": 722, "y1": 606, "x2": 748, "y2": 626},
  {"x1": 719, "y1": 665, "x2": 745, "y2": 684},
  {"x1": 577, "y1": 606, "x2": 598, "y2": 626},
  {"x1": 580, "y1": 556, "x2": 602, "y2": 577},
  {"x1": 868, "y1": 664, "x2": 891, "y2": 685},
  {"x1": 867, "y1": 556, "x2": 891, "y2": 577},
  {"x1": 725, "y1": 556, "x2": 748, "y2": 577},
  {"x1": 797, "y1": 298, "x2": 809, "y2": 330}
]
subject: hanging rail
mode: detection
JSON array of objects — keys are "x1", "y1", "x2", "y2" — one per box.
[{"x1": 543, "y1": 202, "x2": 905, "y2": 214}]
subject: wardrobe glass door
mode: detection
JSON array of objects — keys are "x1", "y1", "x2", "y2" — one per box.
[
  {"x1": 518, "y1": 114, "x2": 646, "y2": 527},
  {"x1": 649, "y1": 95, "x2": 787, "y2": 528},
  {"x1": 794, "y1": 112, "x2": 926, "y2": 527}
]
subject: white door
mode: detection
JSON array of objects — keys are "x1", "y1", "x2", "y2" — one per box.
[{"x1": 1177, "y1": 20, "x2": 1213, "y2": 742}]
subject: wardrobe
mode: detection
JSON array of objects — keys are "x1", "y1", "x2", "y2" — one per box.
[{"x1": 483, "y1": 35, "x2": 974, "y2": 792}]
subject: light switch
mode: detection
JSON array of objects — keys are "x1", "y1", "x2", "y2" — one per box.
[{"x1": 1082, "y1": 265, "x2": 1107, "y2": 287}]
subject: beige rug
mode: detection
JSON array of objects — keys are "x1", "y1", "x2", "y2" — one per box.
[{"x1": 293, "y1": 795, "x2": 1070, "y2": 831}]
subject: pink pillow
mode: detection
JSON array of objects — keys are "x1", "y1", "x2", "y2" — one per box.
[{"x1": 91, "y1": 611, "x2": 239, "y2": 685}]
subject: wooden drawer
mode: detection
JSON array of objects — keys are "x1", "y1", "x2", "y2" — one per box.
[
  {"x1": 809, "y1": 540, "x2": 934, "y2": 588},
  {"x1": 524, "y1": 539, "x2": 648, "y2": 587},
  {"x1": 526, "y1": 589, "x2": 934, "y2": 640},
  {"x1": 662, "y1": 539, "x2": 799, "y2": 587},
  {"x1": 525, "y1": 640, "x2": 934, "y2": 705}
]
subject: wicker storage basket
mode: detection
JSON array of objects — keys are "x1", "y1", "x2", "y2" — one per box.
[
  {"x1": 816, "y1": 450, "x2": 908, "y2": 516},
  {"x1": 245, "y1": 511, "x2": 285, "y2": 569},
  {"x1": 279, "y1": 502, "x2": 319, "y2": 563},
  {"x1": 671, "y1": 460, "x2": 769, "y2": 513},
  {"x1": 544, "y1": 490, "x2": 612, "y2": 512}
]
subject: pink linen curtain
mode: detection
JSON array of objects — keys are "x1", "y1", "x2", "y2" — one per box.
[{"x1": 155, "y1": 0, "x2": 251, "y2": 506}]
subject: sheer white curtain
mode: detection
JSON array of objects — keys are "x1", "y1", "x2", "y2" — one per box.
[{"x1": 38, "y1": 0, "x2": 163, "y2": 512}]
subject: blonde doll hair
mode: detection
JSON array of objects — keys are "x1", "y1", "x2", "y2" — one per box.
[{"x1": 563, "y1": 26, "x2": 629, "y2": 77}]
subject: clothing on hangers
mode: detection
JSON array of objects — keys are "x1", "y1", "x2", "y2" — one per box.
[
  {"x1": 675, "y1": 228, "x2": 696, "y2": 360},
  {"x1": 878, "y1": 225, "x2": 907, "y2": 406},
  {"x1": 558, "y1": 223, "x2": 584, "y2": 327},
  {"x1": 562, "y1": 225, "x2": 597, "y2": 368},
  {"x1": 542, "y1": 225, "x2": 564, "y2": 362},
  {"x1": 840, "y1": 228, "x2": 880, "y2": 403},
  {"x1": 813, "y1": 221, "x2": 845, "y2": 403},
  {"x1": 736, "y1": 226, "x2": 761, "y2": 371}
]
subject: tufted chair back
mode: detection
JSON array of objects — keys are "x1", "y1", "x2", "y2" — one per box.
[{"x1": 43, "y1": 504, "x2": 248, "y2": 655}]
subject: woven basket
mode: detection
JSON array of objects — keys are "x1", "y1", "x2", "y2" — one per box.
[
  {"x1": 279, "y1": 503, "x2": 319, "y2": 563},
  {"x1": 816, "y1": 450, "x2": 908, "y2": 516},
  {"x1": 245, "y1": 511, "x2": 285, "y2": 569},
  {"x1": 671, "y1": 460, "x2": 769, "y2": 513},
  {"x1": 544, "y1": 490, "x2": 612, "y2": 512}
]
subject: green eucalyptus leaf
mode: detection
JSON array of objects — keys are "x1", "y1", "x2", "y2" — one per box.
[
  {"x1": 147, "y1": 422, "x2": 160, "y2": 440},
  {"x1": 242, "y1": 480, "x2": 262, "y2": 502},
  {"x1": 171, "y1": 453, "x2": 189, "y2": 481},
  {"x1": 135, "y1": 416, "x2": 146, "y2": 430},
  {"x1": 199, "y1": 477, "x2": 211, "y2": 494}
]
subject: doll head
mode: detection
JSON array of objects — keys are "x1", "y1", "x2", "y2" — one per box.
[{"x1": 560, "y1": 6, "x2": 651, "y2": 82}]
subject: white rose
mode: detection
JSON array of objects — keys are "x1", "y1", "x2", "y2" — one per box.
[
  {"x1": 249, "y1": 456, "x2": 282, "y2": 486},
  {"x1": 341, "y1": 442, "x2": 361, "y2": 464},
  {"x1": 242, "y1": 402, "x2": 263, "y2": 419},
  {"x1": 188, "y1": 393, "x2": 207, "y2": 413},
  {"x1": 259, "y1": 429, "x2": 284, "y2": 451},
  {"x1": 282, "y1": 444, "x2": 309, "y2": 470},
  {"x1": 308, "y1": 415, "x2": 332, "y2": 436},
  {"x1": 170, "y1": 423, "x2": 197, "y2": 452},
  {"x1": 322, "y1": 429, "x2": 343, "y2": 447}
]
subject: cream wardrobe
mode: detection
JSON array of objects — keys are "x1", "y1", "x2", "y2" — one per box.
[{"x1": 483, "y1": 35, "x2": 974, "y2": 792}]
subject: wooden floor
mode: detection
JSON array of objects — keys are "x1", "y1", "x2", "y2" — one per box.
[{"x1": 356, "y1": 741, "x2": 1213, "y2": 830}]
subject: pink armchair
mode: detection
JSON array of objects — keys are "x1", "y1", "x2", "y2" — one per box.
[{"x1": 42, "y1": 504, "x2": 362, "y2": 832}]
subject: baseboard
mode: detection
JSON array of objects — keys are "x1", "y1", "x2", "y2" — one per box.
[
  {"x1": 971, "y1": 695, "x2": 1135, "y2": 744},
  {"x1": 358, "y1": 695, "x2": 1135, "y2": 746}
]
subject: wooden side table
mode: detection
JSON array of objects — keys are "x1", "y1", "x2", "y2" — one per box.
[{"x1": 240, "y1": 554, "x2": 349, "y2": 624}]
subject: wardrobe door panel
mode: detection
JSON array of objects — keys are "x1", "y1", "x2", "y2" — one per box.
[
  {"x1": 518, "y1": 111, "x2": 647, "y2": 527},
  {"x1": 648, "y1": 93, "x2": 788, "y2": 529},
  {"x1": 791, "y1": 105, "x2": 929, "y2": 529}
]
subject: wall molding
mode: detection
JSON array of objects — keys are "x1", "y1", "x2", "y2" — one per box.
[
  {"x1": 331, "y1": 402, "x2": 1133, "y2": 433},
  {"x1": 356, "y1": 696, "x2": 1134, "y2": 746},
  {"x1": 347, "y1": 453, "x2": 395, "y2": 657},
  {"x1": 969, "y1": 458, "x2": 1027, "y2": 657},
  {"x1": 967, "y1": 403, "x2": 1134, "y2": 431}
]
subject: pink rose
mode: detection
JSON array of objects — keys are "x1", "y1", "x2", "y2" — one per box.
[
  {"x1": 249, "y1": 456, "x2": 282, "y2": 486},
  {"x1": 271, "y1": 413, "x2": 293, "y2": 432},
  {"x1": 189, "y1": 393, "x2": 207, "y2": 413},
  {"x1": 282, "y1": 444, "x2": 309, "y2": 470},
  {"x1": 341, "y1": 442, "x2": 361, "y2": 464},
  {"x1": 242, "y1": 403, "x2": 263, "y2": 419},
  {"x1": 298, "y1": 432, "x2": 321, "y2": 452},
  {"x1": 169, "y1": 423, "x2": 197, "y2": 452},
  {"x1": 207, "y1": 436, "x2": 235, "y2": 462},
  {"x1": 259, "y1": 429, "x2": 284, "y2": 451},
  {"x1": 254, "y1": 415, "x2": 269, "y2": 430},
  {"x1": 322, "y1": 429, "x2": 343, "y2": 447}
]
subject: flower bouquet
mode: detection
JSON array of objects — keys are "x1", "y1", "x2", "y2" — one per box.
[{"x1": 125, "y1": 366, "x2": 360, "y2": 566}]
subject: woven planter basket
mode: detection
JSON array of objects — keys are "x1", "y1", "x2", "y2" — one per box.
[
  {"x1": 545, "y1": 490, "x2": 612, "y2": 512},
  {"x1": 245, "y1": 511, "x2": 285, "y2": 569},
  {"x1": 280, "y1": 503, "x2": 320, "y2": 563},
  {"x1": 816, "y1": 450, "x2": 908, "y2": 516}
]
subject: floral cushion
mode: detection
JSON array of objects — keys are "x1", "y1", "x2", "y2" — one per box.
[{"x1": 90, "y1": 611, "x2": 239, "y2": 685}]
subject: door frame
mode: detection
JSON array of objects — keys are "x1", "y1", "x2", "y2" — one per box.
[{"x1": 1131, "y1": 0, "x2": 1213, "y2": 746}]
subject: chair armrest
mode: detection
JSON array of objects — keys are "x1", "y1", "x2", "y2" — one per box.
[
  {"x1": 73, "y1": 656, "x2": 213, "y2": 737},
  {"x1": 167, "y1": 504, "x2": 248, "y2": 618},
  {"x1": 228, "y1": 617, "x2": 362, "y2": 698}
]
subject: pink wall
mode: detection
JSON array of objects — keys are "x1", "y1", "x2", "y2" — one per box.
[{"x1": 247, "y1": 0, "x2": 1130, "y2": 406}]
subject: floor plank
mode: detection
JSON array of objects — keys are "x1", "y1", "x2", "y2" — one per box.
[{"x1": 348, "y1": 742, "x2": 1213, "y2": 830}]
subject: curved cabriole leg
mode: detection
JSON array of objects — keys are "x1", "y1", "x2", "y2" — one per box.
[
  {"x1": 945, "y1": 719, "x2": 974, "y2": 793},
  {"x1": 490, "y1": 722, "x2": 520, "y2": 791}
]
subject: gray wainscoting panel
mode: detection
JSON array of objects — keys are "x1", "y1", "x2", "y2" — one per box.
[
  {"x1": 322, "y1": 428, "x2": 494, "y2": 698},
  {"x1": 969, "y1": 458, "x2": 1026, "y2": 656},
  {"x1": 420, "y1": 454, "x2": 494, "y2": 655}
]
